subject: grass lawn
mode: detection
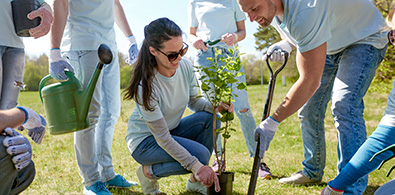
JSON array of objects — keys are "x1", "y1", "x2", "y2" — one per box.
[{"x1": 19, "y1": 83, "x2": 393, "y2": 194}]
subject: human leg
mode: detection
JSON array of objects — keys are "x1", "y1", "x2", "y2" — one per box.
[
  {"x1": 280, "y1": 56, "x2": 337, "y2": 185},
  {"x1": 0, "y1": 135, "x2": 35, "y2": 195},
  {"x1": 0, "y1": 46, "x2": 25, "y2": 110},
  {"x1": 328, "y1": 125, "x2": 395, "y2": 191},
  {"x1": 63, "y1": 51, "x2": 109, "y2": 193},
  {"x1": 331, "y1": 44, "x2": 386, "y2": 194}
]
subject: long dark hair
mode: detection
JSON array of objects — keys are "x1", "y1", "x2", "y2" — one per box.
[{"x1": 124, "y1": 17, "x2": 182, "y2": 111}]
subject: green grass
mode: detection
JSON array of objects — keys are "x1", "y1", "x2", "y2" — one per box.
[{"x1": 19, "y1": 83, "x2": 393, "y2": 194}]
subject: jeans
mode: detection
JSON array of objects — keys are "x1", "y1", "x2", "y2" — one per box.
[
  {"x1": 194, "y1": 47, "x2": 257, "y2": 157},
  {"x1": 63, "y1": 50, "x2": 120, "y2": 187},
  {"x1": 132, "y1": 111, "x2": 218, "y2": 178},
  {"x1": 298, "y1": 44, "x2": 386, "y2": 194},
  {"x1": 329, "y1": 125, "x2": 395, "y2": 192},
  {"x1": 0, "y1": 135, "x2": 35, "y2": 195},
  {"x1": 0, "y1": 46, "x2": 25, "y2": 109}
]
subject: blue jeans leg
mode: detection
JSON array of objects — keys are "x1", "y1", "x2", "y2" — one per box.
[
  {"x1": 131, "y1": 111, "x2": 218, "y2": 178},
  {"x1": 0, "y1": 46, "x2": 25, "y2": 109},
  {"x1": 298, "y1": 44, "x2": 386, "y2": 193},
  {"x1": 195, "y1": 47, "x2": 256, "y2": 157}
]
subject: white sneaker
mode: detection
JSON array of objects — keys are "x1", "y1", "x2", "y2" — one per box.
[
  {"x1": 186, "y1": 180, "x2": 207, "y2": 195},
  {"x1": 136, "y1": 166, "x2": 162, "y2": 195},
  {"x1": 321, "y1": 186, "x2": 344, "y2": 195},
  {"x1": 278, "y1": 171, "x2": 321, "y2": 186}
]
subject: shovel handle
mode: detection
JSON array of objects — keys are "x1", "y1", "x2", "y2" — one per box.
[{"x1": 247, "y1": 52, "x2": 289, "y2": 195}]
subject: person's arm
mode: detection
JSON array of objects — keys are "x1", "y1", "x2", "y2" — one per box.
[
  {"x1": 114, "y1": 0, "x2": 132, "y2": 37},
  {"x1": 221, "y1": 20, "x2": 246, "y2": 46},
  {"x1": 271, "y1": 42, "x2": 327, "y2": 122},
  {"x1": 0, "y1": 108, "x2": 26, "y2": 132},
  {"x1": 50, "y1": 0, "x2": 68, "y2": 49}
]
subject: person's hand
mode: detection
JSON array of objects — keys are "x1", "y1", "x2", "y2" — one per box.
[
  {"x1": 191, "y1": 37, "x2": 208, "y2": 52},
  {"x1": 195, "y1": 166, "x2": 221, "y2": 192},
  {"x1": 27, "y1": 2, "x2": 53, "y2": 39},
  {"x1": 17, "y1": 107, "x2": 46, "y2": 144},
  {"x1": 125, "y1": 35, "x2": 139, "y2": 65},
  {"x1": 49, "y1": 48, "x2": 75, "y2": 80},
  {"x1": 255, "y1": 116, "x2": 280, "y2": 159},
  {"x1": 218, "y1": 102, "x2": 234, "y2": 113},
  {"x1": 262, "y1": 40, "x2": 293, "y2": 62},
  {"x1": 2, "y1": 127, "x2": 33, "y2": 170},
  {"x1": 221, "y1": 33, "x2": 238, "y2": 46}
]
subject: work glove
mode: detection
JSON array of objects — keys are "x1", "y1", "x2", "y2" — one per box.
[
  {"x1": 262, "y1": 40, "x2": 293, "y2": 62},
  {"x1": 17, "y1": 107, "x2": 46, "y2": 144},
  {"x1": 125, "y1": 35, "x2": 139, "y2": 65},
  {"x1": 255, "y1": 116, "x2": 280, "y2": 159},
  {"x1": 49, "y1": 48, "x2": 75, "y2": 80},
  {"x1": 28, "y1": 2, "x2": 53, "y2": 39},
  {"x1": 2, "y1": 127, "x2": 32, "y2": 170},
  {"x1": 191, "y1": 162, "x2": 221, "y2": 192},
  {"x1": 221, "y1": 32, "x2": 238, "y2": 46}
]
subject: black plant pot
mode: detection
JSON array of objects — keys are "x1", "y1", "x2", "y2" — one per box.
[
  {"x1": 11, "y1": 0, "x2": 41, "y2": 37},
  {"x1": 207, "y1": 172, "x2": 234, "y2": 195}
]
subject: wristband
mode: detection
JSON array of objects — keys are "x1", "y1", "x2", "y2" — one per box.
[
  {"x1": 16, "y1": 107, "x2": 28, "y2": 125},
  {"x1": 232, "y1": 33, "x2": 238, "y2": 42}
]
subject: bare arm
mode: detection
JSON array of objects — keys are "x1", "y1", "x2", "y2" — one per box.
[
  {"x1": 50, "y1": 0, "x2": 69, "y2": 48},
  {"x1": 234, "y1": 20, "x2": 246, "y2": 42},
  {"x1": 0, "y1": 108, "x2": 26, "y2": 133},
  {"x1": 271, "y1": 42, "x2": 327, "y2": 122},
  {"x1": 114, "y1": 0, "x2": 133, "y2": 37}
]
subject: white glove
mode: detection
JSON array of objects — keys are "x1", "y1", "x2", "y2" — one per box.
[
  {"x1": 254, "y1": 116, "x2": 280, "y2": 159},
  {"x1": 17, "y1": 107, "x2": 46, "y2": 144},
  {"x1": 2, "y1": 127, "x2": 32, "y2": 170},
  {"x1": 126, "y1": 35, "x2": 139, "y2": 65},
  {"x1": 262, "y1": 40, "x2": 293, "y2": 62},
  {"x1": 49, "y1": 49, "x2": 75, "y2": 80}
]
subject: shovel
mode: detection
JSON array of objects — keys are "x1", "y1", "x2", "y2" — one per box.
[{"x1": 247, "y1": 52, "x2": 289, "y2": 195}]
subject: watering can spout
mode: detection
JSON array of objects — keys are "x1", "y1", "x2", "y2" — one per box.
[{"x1": 77, "y1": 44, "x2": 113, "y2": 122}]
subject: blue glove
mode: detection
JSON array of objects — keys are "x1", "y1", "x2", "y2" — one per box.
[
  {"x1": 49, "y1": 48, "x2": 75, "y2": 80},
  {"x1": 254, "y1": 116, "x2": 280, "y2": 159},
  {"x1": 262, "y1": 40, "x2": 292, "y2": 62},
  {"x1": 17, "y1": 107, "x2": 46, "y2": 144},
  {"x1": 2, "y1": 127, "x2": 32, "y2": 170},
  {"x1": 126, "y1": 35, "x2": 139, "y2": 65}
]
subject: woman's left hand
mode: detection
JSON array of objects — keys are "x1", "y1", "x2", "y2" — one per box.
[{"x1": 218, "y1": 102, "x2": 234, "y2": 113}]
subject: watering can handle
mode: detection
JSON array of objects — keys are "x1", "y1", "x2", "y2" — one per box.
[
  {"x1": 38, "y1": 71, "x2": 74, "y2": 102},
  {"x1": 39, "y1": 74, "x2": 53, "y2": 103}
]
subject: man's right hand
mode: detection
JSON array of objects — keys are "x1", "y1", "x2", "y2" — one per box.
[
  {"x1": 49, "y1": 49, "x2": 75, "y2": 80},
  {"x1": 2, "y1": 128, "x2": 32, "y2": 171},
  {"x1": 262, "y1": 40, "x2": 293, "y2": 62}
]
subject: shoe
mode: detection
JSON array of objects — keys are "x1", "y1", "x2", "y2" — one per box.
[
  {"x1": 278, "y1": 171, "x2": 321, "y2": 186},
  {"x1": 136, "y1": 166, "x2": 162, "y2": 195},
  {"x1": 321, "y1": 186, "x2": 344, "y2": 195},
  {"x1": 212, "y1": 159, "x2": 225, "y2": 172},
  {"x1": 258, "y1": 162, "x2": 272, "y2": 179},
  {"x1": 105, "y1": 174, "x2": 138, "y2": 188},
  {"x1": 83, "y1": 181, "x2": 112, "y2": 195},
  {"x1": 186, "y1": 180, "x2": 207, "y2": 195}
]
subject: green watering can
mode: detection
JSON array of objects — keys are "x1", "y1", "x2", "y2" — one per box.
[{"x1": 39, "y1": 44, "x2": 113, "y2": 135}]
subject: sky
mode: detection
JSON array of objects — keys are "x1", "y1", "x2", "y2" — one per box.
[{"x1": 23, "y1": 0, "x2": 263, "y2": 59}]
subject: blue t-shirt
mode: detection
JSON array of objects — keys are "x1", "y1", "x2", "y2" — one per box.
[
  {"x1": 126, "y1": 59, "x2": 199, "y2": 152},
  {"x1": 271, "y1": 0, "x2": 388, "y2": 54},
  {"x1": 0, "y1": 0, "x2": 24, "y2": 48},
  {"x1": 61, "y1": 0, "x2": 117, "y2": 51},
  {"x1": 188, "y1": 0, "x2": 246, "y2": 48}
]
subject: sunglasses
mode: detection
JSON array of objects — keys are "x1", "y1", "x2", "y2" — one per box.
[
  {"x1": 156, "y1": 42, "x2": 189, "y2": 62},
  {"x1": 388, "y1": 30, "x2": 395, "y2": 46}
]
